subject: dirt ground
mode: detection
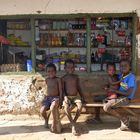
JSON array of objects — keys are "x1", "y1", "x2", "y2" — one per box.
[{"x1": 0, "y1": 114, "x2": 140, "y2": 140}]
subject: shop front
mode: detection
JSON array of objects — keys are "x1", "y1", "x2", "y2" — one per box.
[
  {"x1": 0, "y1": 0, "x2": 139, "y2": 114},
  {"x1": 0, "y1": 13, "x2": 137, "y2": 74}
]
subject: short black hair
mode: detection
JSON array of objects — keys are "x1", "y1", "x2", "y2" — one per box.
[
  {"x1": 46, "y1": 63, "x2": 56, "y2": 71},
  {"x1": 64, "y1": 59, "x2": 75, "y2": 67},
  {"x1": 107, "y1": 62, "x2": 116, "y2": 70}
]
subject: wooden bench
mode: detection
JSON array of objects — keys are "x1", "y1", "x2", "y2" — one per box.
[{"x1": 84, "y1": 102, "x2": 140, "y2": 131}]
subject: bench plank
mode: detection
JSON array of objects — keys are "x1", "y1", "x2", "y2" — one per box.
[{"x1": 84, "y1": 103, "x2": 140, "y2": 109}]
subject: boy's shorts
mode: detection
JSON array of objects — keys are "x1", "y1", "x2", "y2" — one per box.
[
  {"x1": 68, "y1": 96, "x2": 81, "y2": 104},
  {"x1": 63, "y1": 96, "x2": 82, "y2": 106},
  {"x1": 103, "y1": 96, "x2": 130, "y2": 112},
  {"x1": 111, "y1": 97, "x2": 130, "y2": 109},
  {"x1": 42, "y1": 96, "x2": 59, "y2": 108}
]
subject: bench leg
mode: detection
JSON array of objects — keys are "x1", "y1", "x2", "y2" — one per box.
[
  {"x1": 124, "y1": 108, "x2": 140, "y2": 132},
  {"x1": 139, "y1": 116, "x2": 140, "y2": 132},
  {"x1": 124, "y1": 108, "x2": 138, "y2": 117}
]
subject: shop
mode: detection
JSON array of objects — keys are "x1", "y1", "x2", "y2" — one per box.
[
  {"x1": 0, "y1": 0, "x2": 139, "y2": 74},
  {"x1": 35, "y1": 16, "x2": 135, "y2": 73},
  {"x1": 0, "y1": 0, "x2": 140, "y2": 114},
  {"x1": 0, "y1": 14, "x2": 137, "y2": 74}
]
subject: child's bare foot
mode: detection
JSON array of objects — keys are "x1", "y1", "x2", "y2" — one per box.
[
  {"x1": 44, "y1": 120, "x2": 49, "y2": 128},
  {"x1": 50, "y1": 124, "x2": 56, "y2": 133},
  {"x1": 56, "y1": 121, "x2": 62, "y2": 133},
  {"x1": 72, "y1": 125, "x2": 79, "y2": 136}
]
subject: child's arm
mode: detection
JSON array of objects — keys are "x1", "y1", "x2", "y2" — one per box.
[
  {"x1": 77, "y1": 76, "x2": 85, "y2": 103},
  {"x1": 61, "y1": 77, "x2": 69, "y2": 103},
  {"x1": 108, "y1": 76, "x2": 120, "y2": 86},
  {"x1": 58, "y1": 78, "x2": 63, "y2": 108},
  {"x1": 108, "y1": 75, "x2": 124, "y2": 86}
]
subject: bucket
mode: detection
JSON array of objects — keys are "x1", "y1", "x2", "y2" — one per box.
[{"x1": 27, "y1": 59, "x2": 32, "y2": 72}]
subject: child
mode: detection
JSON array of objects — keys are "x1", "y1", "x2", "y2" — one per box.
[
  {"x1": 103, "y1": 59, "x2": 137, "y2": 131},
  {"x1": 104, "y1": 62, "x2": 120, "y2": 100},
  {"x1": 62, "y1": 59, "x2": 85, "y2": 136},
  {"x1": 88, "y1": 62, "x2": 120, "y2": 123},
  {"x1": 40, "y1": 63, "x2": 62, "y2": 133}
]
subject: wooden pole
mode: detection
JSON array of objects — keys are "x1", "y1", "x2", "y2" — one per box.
[
  {"x1": 31, "y1": 17, "x2": 36, "y2": 73},
  {"x1": 86, "y1": 16, "x2": 91, "y2": 73},
  {"x1": 132, "y1": 13, "x2": 137, "y2": 74}
]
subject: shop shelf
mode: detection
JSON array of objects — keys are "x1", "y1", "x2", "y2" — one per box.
[
  {"x1": 38, "y1": 46, "x2": 86, "y2": 48},
  {"x1": 7, "y1": 28, "x2": 31, "y2": 31},
  {"x1": 10, "y1": 45, "x2": 31, "y2": 48},
  {"x1": 39, "y1": 30, "x2": 68, "y2": 33},
  {"x1": 39, "y1": 29, "x2": 86, "y2": 34},
  {"x1": 91, "y1": 46, "x2": 127, "y2": 48}
]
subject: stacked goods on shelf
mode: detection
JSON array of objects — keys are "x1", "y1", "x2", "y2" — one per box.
[
  {"x1": 7, "y1": 21, "x2": 30, "y2": 30},
  {"x1": 38, "y1": 19, "x2": 87, "y2": 48},
  {"x1": 39, "y1": 32, "x2": 86, "y2": 48},
  {"x1": 7, "y1": 34, "x2": 29, "y2": 46},
  {"x1": 36, "y1": 17, "x2": 132, "y2": 72},
  {"x1": 40, "y1": 51, "x2": 86, "y2": 71},
  {"x1": 0, "y1": 64, "x2": 25, "y2": 72}
]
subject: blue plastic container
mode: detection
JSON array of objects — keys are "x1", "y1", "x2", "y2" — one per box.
[{"x1": 27, "y1": 59, "x2": 32, "y2": 72}]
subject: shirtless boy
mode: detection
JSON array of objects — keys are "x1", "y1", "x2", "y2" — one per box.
[
  {"x1": 40, "y1": 63, "x2": 62, "y2": 133},
  {"x1": 62, "y1": 59, "x2": 85, "y2": 135}
]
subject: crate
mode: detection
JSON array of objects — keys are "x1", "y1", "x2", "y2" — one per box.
[{"x1": 0, "y1": 64, "x2": 25, "y2": 72}]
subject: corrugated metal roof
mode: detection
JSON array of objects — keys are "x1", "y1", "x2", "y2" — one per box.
[{"x1": 1, "y1": 0, "x2": 140, "y2": 16}]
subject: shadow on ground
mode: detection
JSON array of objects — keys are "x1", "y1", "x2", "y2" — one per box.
[
  {"x1": 0, "y1": 124, "x2": 47, "y2": 135},
  {"x1": 61, "y1": 121, "x2": 121, "y2": 136},
  {"x1": 0, "y1": 121, "x2": 130, "y2": 136}
]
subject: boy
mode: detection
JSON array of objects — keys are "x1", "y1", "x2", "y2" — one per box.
[
  {"x1": 103, "y1": 59, "x2": 137, "y2": 131},
  {"x1": 62, "y1": 59, "x2": 85, "y2": 136},
  {"x1": 40, "y1": 63, "x2": 62, "y2": 133}
]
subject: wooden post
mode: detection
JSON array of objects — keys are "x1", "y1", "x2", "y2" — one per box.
[
  {"x1": 132, "y1": 13, "x2": 137, "y2": 74},
  {"x1": 30, "y1": 17, "x2": 36, "y2": 73},
  {"x1": 86, "y1": 16, "x2": 91, "y2": 73}
]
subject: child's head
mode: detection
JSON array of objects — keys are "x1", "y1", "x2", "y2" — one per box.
[
  {"x1": 120, "y1": 59, "x2": 131, "y2": 74},
  {"x1": 107, "y1": 62, "x2": 116, "y2": 76},
  {"x1": 46, "y1": 63, "x2": 56, "y2": 78},
  {"x1": 64, "y1": 59, "x2": 75, "y2": 74}
]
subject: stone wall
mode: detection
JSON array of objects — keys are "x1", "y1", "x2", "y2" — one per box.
[
  {"x1": 0, "y1": 74, "x2": 139, "y2": 115},
  {"x1": 0, "y1": 74, "x2": 108, "y2": 114},
  {"x1": 0, "y1": 75, "x2": 46, "y2": 115}
]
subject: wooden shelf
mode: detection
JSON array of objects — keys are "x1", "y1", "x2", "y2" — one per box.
[
  {"x1": 38, "y1": 46, "x2": 86, "y2": 48},
  {"x1": 91, "y1": 46, "x2": 128, "y2": 49},
  {"x1": 76, "y1": 62, "x2": 86, "y2": 64},
  {"x1": 39, "y1": 30, "x2": 68, "y2": 33},
  {"x1": 7, "y1": 28, "x2": 30, "y2": 31},
  {"x1": 9, "y1": 45, "x2": 31, "y2": 48},
  {"x1": 91, "y1": 28, "x2": 113, "y2": 30},
  {"x1": 39, "y1": 29, "x2": 86, "y2": 34}
]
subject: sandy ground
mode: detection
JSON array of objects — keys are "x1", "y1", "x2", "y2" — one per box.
[{"x1": 0, "y1": 114, "x2": 140, "y2": 140}]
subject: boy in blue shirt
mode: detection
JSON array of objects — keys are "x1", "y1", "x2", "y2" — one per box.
[{"x1": 103, "y1": 59, "x2": 137, "y2": 131}]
